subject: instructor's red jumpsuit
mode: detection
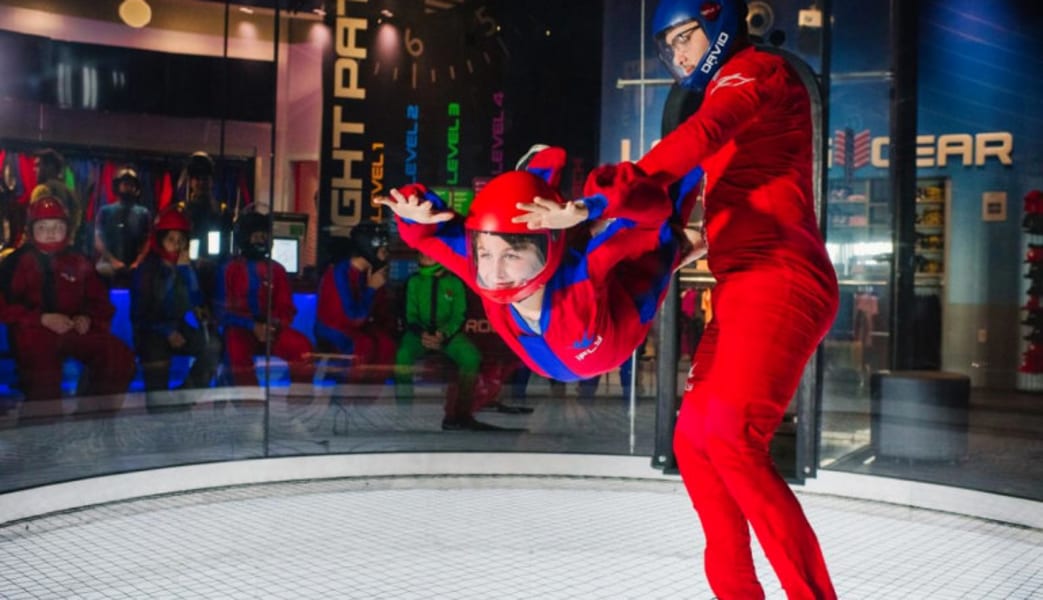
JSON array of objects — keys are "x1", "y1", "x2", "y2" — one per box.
[{"x1": 638, "y1": 46, "x2": 839, "y2": 600}]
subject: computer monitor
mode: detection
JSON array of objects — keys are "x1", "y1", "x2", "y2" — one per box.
[
  {"x1": 271, "y1": 237, "x2": 300, "y2": 274},
  {"x1": 207, "y1": 231, "x2": 222, "y2": 256},
  {"x1": 188, "y1": 233, "x2": 223, "y2": 260}
]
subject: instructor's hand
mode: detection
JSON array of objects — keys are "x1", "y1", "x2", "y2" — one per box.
[
  {"x1": 512, "y1": 196, "x2": 589, "y2": 230},
  {"x1": 375, "y1": 189, "x2": 454, "y2": 225}
]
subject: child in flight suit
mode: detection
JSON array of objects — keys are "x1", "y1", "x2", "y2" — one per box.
[
  {"x1": 0, "y1": 197, "x2": 135, "y2": 419},
  {"x1": 217, "y1": 212, "x2": 314, "y2": 387},
  {"x1": 377, "y1": 145, "x2": 703, "y2": 384}
]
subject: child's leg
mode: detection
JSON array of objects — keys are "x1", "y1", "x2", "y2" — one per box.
[
  {"x1": 224, "y1": 327, "x2": 261, "y2": 387},
  {"x1": 272, "y1": 328, "x2": 315, "y2": 383},
  {"x1": 393, "y1": 331, "x2": 427, "y2": 402}
]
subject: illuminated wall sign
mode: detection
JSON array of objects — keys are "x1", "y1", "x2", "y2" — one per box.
[
  {"x1": 490, "y1": 92, "x2": 506, "y2": 175},
  {"x1": 320, "y1": 0, "x2": 373, "y2": 257},
  {"x1": 371, "y1": 141, "x2": 385, "y2": 197},
  {"x1": 405, "y1": 104, "x2": 420, "y2": 182},
  {"x1": 831, "y1": 130, "x2": 1014, "y2": 170},
  {"x1": 446, "y1": 102, "x2": 461, "y2": 185}
]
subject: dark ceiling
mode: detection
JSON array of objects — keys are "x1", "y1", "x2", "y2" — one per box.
[
  {"x1": 198, "y1": 0, "x2": 325, "y2": 13},
  {"x1": 197, "y1": 0, "x2": 467, "y2": 14}
]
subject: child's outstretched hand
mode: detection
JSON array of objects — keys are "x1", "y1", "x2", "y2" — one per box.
[
  {"x1": 512, "y1": 196, "x2": 589, "y2": 230},
  {"x1": 375, "y1": 189, "x2": 454, "y2": 224}
]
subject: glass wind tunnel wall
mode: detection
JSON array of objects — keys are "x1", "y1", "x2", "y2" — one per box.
[{"x1": 0, "y1": 0, "x2": 643, "y2": 496}]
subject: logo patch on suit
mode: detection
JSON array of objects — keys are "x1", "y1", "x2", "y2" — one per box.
[{"x1": 574, "y1": 334, "x2": 604, "y2": 361}]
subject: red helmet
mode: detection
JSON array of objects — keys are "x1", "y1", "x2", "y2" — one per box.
[
  {"x1": 464, "y1": 170, "x2": 567, "y2": 304},
  {"x1": 28, "y1": 196, "x2": 68, "y2": 223},
  {"x1": 27, "y1": 196, "x2": 70, "y2": 253},
  {"x1": 154, "y1": 207, "x2": 191, "y2": 233},
  {"x1": 151, "y1": 208, "x2": 191, "y2": 262}
]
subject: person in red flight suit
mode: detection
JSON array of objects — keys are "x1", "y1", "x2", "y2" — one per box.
[
  {"x1": 377, "y1": 145, "x2": 704, "y2": 384},
  {"x1": 628, "y1": 1, "x2": 841, "y2": 598},
  {"x1": 0, "y1": 197, "x2": 135, "y2": 419},
  {"x1": 314, "y1": 222, "x2": 397, "y2": 383},
  {"x1": 216, "y1": 211, "x2": 314, "y2": 387}
]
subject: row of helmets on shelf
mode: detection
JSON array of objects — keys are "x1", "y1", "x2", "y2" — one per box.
[
  {"x1": 1023, "y1": 190, "x2": 1043, "y2": 234},
  {"x1": 1020, "y1": 189, "x2": 1043, "y2": 373},
  {"x1": 1020, "y1": 291, "x2": 1043, "y2": 372}
]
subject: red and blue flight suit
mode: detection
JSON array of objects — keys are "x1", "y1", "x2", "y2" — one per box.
[
  {"x1": 393, "y1": 147, "x2": 698, "y2": 384},
  {"x1": 314, "y1": 223, "x2": 397, "y2": 383},
  {"x1": 217, "y1": 212, "x2": 313, "y2": 386},
  {"x1": 636, "y1": 1, "x2": 840, "y2": 598}
]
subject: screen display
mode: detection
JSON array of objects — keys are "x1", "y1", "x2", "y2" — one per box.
[
  {"x1": 207, "y1": 231, "x2": 222, "y2": 256},
  {"x1": 272, "y1": 237, "x2": 299, "y2": 274},
  {"x1": 188, "y1": 239, "x2": 200, "y2": 260}
]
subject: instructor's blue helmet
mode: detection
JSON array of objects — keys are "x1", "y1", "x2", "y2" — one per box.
[{"x1": 652, "y1": 0, "x2": 747, "y2": 92}]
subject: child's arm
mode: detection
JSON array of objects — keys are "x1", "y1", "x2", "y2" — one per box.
[
  {"x1": 81, "y1": 261, "x2": 115, "y2": 329},
  {"x1": 270, "y1": 262, "x2": 296, "y2": 328},
  {"x1": 441, "y1": 274, "x2": 468, "y2": 341},
  {"x1": 579, "y1": 163, "x2": 676, "y2": 284},
  {"x1": 376, "y1": 186, "x2": 472, "y2": 285},
  {"x1": 215, "y1": 261, "x2": 255, "y2": 331},
  {"x1": 511, "y1": 162, "x2": 672, "y2": 233}
]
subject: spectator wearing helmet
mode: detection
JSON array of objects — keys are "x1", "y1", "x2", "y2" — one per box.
[
  {"x1": 378, "y1": 145, "x2": 700, "y2": 385},
  {"x1": 314, "y1": 221, "x2": 397, "y2": 385},
  {"x1": 30, "y1": 148, "x2": 82, "y2": 250},
  {"x1": 177, "y1": 151, "x2": 232, "y2": 260},
  {"x1": 216, "y1": 211, "x2": 314, "y2": 387},
  {"x1": 0, "y1": 197, "x2": 135, "y2": 419},
  {"x1": 95, "y1": 166, "x2": 152, "y2": 287},
  {"x1": 131, "y1": 208, "x2": 222, "y2": 412},
  {"x1": 625, "y1": 1, "x2": 840, "y2": 598},
  {"x1": 176, "y1": 151, "x2": 233, "y2": 309}
]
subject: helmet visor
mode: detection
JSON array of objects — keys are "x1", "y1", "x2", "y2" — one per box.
[
  {"x1": 468, "y1": 230, "x2": 550, "y2": 295},
  {"x1": 655, "y1": 20, "x2": 704, "y2": 83}
]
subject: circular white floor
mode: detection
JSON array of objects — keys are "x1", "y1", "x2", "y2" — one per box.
[{"x1": 1, "y1": 476, "x2": 1040, "y2": 599}]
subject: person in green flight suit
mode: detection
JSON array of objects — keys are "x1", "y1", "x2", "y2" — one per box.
[{"x1": 394, "y1": 251, "x2": 502, "y2": 431}]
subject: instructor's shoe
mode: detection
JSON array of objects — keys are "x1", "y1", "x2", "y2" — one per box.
[{"x1": 441, "y1": 417, "x2": 525, "y2": 432}]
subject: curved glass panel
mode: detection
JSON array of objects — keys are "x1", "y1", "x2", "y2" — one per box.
[{"x1": 0, "y1": 0, "x2": 1039, "y2": 506}]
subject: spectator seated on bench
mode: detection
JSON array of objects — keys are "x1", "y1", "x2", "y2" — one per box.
[
  {"x1": 314, "y1": 224, "x2": 396, "y2": 384},
  {"x1": 216, "y1": 212, "x2": 315, "y2": 388},
  {"x1": 0, "y1": 197, "x2": 135, "y2": 420},
  {"x1": 130, "y1": 209, "x2": 222, "y2": 413},
  {"x1": 0, "y1": 286, "x2": 326, "y2": 399},
  {"x1": 393, "y1": 252, "x2": 504, "y2": 431}
]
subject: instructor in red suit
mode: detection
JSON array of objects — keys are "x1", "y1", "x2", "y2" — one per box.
[{"x1": 639, "y1": 1, "x2": 840, "y2": 598}]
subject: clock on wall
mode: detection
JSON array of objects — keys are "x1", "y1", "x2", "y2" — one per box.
[
  {"x1": 369, "y1": 0, "x2": 508, "y2": 93},
  {"x1": 363, "y1": 0, "x2": 513, "y2": 188}
]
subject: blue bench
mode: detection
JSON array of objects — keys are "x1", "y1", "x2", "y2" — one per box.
[{"x1": 0, "y1": 290, "x2": 322, "y2": 395}]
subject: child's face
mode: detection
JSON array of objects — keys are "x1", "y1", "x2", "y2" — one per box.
[
  {"x1": 162, "y1": 231, "x2": 187, "y2": 257},
  {"x1": 32, "y1": 219, "x2": 67, "y2": 245},
  {"x1": 474, "y1": 232, "x2": 544, "y2": 291}
]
